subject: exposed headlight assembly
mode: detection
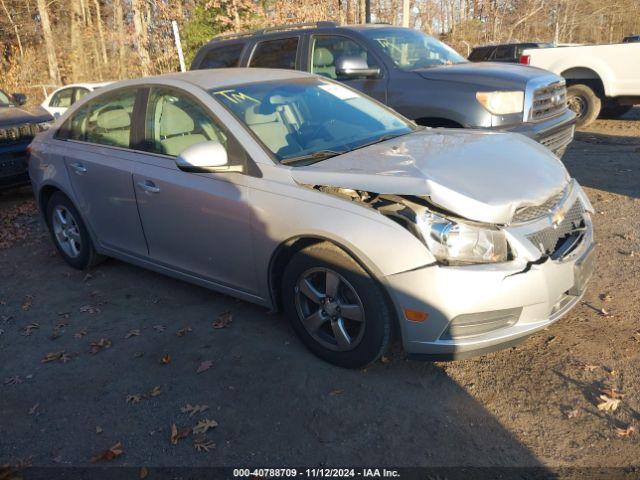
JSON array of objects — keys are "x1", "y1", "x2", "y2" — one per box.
[
  {"x1": 476, "y1": 91, "x2": 524, "y2": 115},
  {"x1": 37, "y1": 122, "x2": 51, "y2": 131},
  {"x1": 416, "y1": 212, "x2": 509, "y2": 265}
]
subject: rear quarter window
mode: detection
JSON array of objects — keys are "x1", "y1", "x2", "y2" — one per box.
[{"x1": 196, "y1": 43, "x2": 245, "y2": 69}]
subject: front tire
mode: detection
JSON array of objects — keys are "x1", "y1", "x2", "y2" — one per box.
[
  {"x1": 282, "y1": 243, "x2": 392, "y2": 369},
  {"x1": 46, "y1": 192, "x2": 103, "y2": 270},
  {"x1": 567, "y1": 84, "x2": 601, "y2": 128}
]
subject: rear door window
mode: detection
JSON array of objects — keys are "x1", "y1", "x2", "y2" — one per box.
[
  {"x1": 198, "y1": 43, "x2": 245, "y2": 69},
  {"x1": 249, "y1": 37, "x2": 299, "y2": 70},
  {"x1": 493, "y1": 45, "x2": 515, "y2": 61}
]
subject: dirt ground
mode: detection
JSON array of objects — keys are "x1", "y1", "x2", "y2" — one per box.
[{"x1": 1, "y1": 110, "x2": 639, "y2": 475}]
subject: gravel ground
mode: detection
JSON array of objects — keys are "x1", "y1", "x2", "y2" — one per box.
[{"x1": 1, "y1": 109, "x2": 639, "y2": 475}]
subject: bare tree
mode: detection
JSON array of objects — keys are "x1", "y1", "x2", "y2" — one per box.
[{"x1": 35, "y1": 0, "x2": 60, "y2": 83}]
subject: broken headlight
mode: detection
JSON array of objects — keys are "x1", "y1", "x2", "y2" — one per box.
[{"x1": 416, "y1": 212, "x2": 508, "y2": 265}]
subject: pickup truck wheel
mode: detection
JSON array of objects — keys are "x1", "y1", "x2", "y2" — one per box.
[
  {"x1": 46, "y1": 192, "x2": 103, "y2": 270},
  {"x1": 567, "y1": 84, "x2": 601, "y2": 127},
  {"x1": 282, "y1": 243, "x2": 392, "y2": 369},
  {"x1": 599, "y1": 104, "x2": 633, "y2": 119}
]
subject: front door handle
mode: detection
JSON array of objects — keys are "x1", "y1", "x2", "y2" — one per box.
[
  {"x1": 137, "y1": 180, "x2": 160, "y2": 194},
  {"x1": 70, "y1": 162, "x2": 87, "y2": 174}
]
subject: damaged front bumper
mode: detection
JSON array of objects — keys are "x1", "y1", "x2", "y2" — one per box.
[{"x1": 383, "y1": 187, "x2": 595, "y2": 360}]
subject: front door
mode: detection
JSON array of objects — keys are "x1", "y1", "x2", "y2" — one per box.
[
  {"x1": 132, "y1": 87, "x2": 256, "y2": 292},
  {"x1": 59, "y1": 88, "x2": 148, "y2": 256},
  {"x1": 309, "y1": 34, "x2": 388, "y2": 103}
]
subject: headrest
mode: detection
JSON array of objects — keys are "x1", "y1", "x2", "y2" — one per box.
[
  {"x1": 313, "y1": 48, "x2": 334, "y2": 67},
  {"x1": 245, "y1": 104, "x2": 278, "y2": 124},
  {"x1": 160, "y1": 103, "x2": 195, "y2": 137},
  {"x1": 96, "y1": 108, "x2": 130, "y2": 130}
]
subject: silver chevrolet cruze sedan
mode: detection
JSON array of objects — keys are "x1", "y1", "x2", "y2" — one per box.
[{"x1": 29, "y1": 69, "x2": 595, "y2": 368}]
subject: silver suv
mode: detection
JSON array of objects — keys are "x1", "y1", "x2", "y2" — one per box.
[{"x1": 29, "y1": 69, "x2": 595, "y2": 368}]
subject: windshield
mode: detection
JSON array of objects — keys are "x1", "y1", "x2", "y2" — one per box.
[
  {"x1": 0, "y1": 90, "x2": 13, "y2": 107},
  {"x1": 361, "y1": 28, "x2": 466, "y2": 69},
  {"x1": 210, "y1": 78, "x2": 414, "y2": 164}
]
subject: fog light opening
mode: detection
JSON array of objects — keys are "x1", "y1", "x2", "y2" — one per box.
[{"x1": 440, "y1": 307, "x2": 523, "y2": 340}]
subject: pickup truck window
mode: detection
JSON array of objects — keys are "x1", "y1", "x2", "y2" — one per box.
[
  {"x1": 362, "y1": 28, "x2": 466, "y2": 69},
  {"x1": 250, "y1": 37, "x2": 298, "y2": 70},
  {"x1": 200, "y1": 43, "x2": 244, "y2": 69}
]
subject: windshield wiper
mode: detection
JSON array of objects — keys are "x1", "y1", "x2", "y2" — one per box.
[{"x1": 280, "y1": 149, "x2": 345, "y2": 166}]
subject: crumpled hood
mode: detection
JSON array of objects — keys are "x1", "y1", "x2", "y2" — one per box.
[
  {"x1": 0, "y1": 106, "x2": 53, "y2": 127},
  {"x1": 290, "y1": 129, "x2": 570, "y2": 224},
  {"x1": 414, "y1": 62, "x2": 553, "y2": 90}
]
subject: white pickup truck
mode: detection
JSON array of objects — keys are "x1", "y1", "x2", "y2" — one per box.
[{"x1": 520, "y1": 42, "x2": 640, "y2": 126}]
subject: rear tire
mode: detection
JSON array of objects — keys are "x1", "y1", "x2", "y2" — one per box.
[
  {"x1": 567, "y1": 84, "x2": 601, "y2": 128},
  {"x1": 282, "y1": 242, "x2": 392, "y2": 369},
  {"x1": 46, "y1": 192, "x2": 103, "y2": 270}
]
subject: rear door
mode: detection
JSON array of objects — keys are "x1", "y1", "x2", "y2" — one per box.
[
  {"x1": 48, "y1": 87, "x2": 75, "y2": 118},
  {"x1": 131, "y1": 86, "x2": 256, "y2": 292},
  {"x1": 308, "y1": 34, "x2": 387, "y2": 103},
  {"x1": 56, "y1": 88, "x2": 148, "y2": 256}
]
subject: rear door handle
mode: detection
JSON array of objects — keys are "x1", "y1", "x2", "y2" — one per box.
[
  {"x1": 70, "y1": 162, "x2": 87, "y2": 174},
  {"x1": 137, "y1": 180, "x2": 160, "y2": 194}
]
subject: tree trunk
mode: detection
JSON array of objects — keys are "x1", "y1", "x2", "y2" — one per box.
[
  {"x1": 36, "y1": 0, "x2": 60, "y2": 83},
  {"x1": 131, "y1": 0, "x2": 152, "y2": 75},
  {"x1": 0, "y1": 0, "x2": 24, "y2": 57},
  {"x1": 113, "y1": 0, "x2": 126, "y2": 77},
  {"x1": 70, "y1": 0, "x2": 84, "y2": 81},
  {"x1": 93, "y1": 0, "x2": 108, "y2": 65}
]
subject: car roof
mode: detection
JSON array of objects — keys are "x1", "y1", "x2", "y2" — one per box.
[
  {"x1": 108, "y1": 68, "x2": 316, "y2": 91},
  {"x1": 53, "y1": 82, "x2": 112, "y2": 91}
]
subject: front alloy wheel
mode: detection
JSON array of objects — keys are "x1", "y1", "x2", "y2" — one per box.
[
  {"x1": 282, "y1": 242, "x2": 392, "y2": 368},
  {"x1": 52, "y1": 205, "x2": 82, "y2": 258},
  {"x1": 295, "y1": 267, "x2": 366, "y2": 352}
]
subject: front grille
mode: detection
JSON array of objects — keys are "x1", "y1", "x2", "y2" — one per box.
[
  {"x1": 540, "y1": 125, "x2": 575, "y2": 157},
  {"x1": 527, "y1": 200, "x2": 586, "y2": 255},
  {"x1": 513, "y1": 190, "x2": 565, "y2": 224},
  {"x1": 0, "y1": 123, "x2": 40, "y2": 146},
  {"x1": 530, "y1": 82, "x2": 567, "y2": 121}
]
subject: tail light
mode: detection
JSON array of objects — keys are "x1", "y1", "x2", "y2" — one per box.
[{"x1": 519, "y1": 54, "x2": 530, "y2": 65}]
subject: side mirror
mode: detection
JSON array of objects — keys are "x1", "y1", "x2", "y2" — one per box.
[
  {"x1": 176, "y1": 141, "x2": 238, "y2": 173},
  {"x1": 335, "y1": 56, "x2": 381, "y2": 79},
  {"x1": 12, "y1": 93, "x2": 27, "y2": 105}
]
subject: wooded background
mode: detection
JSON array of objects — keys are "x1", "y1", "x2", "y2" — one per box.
[{"x1": 1, "y1": 0, "x2": 639, "y2": 101}]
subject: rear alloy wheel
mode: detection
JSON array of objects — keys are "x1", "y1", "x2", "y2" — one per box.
[
  {"x1": 567, "y1": 84, "x2": 601, "y2": 128},
  {"x1": 282, "y1": 243, "x2": 392, "y2": 368},
  {"x1": 46, "y1": 192, "x2": 103, "y2": 270}
]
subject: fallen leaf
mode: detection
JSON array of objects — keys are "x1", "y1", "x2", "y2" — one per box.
[
  {"x1": 615, "y1": 425, "x2": 636, "y2": 437},
  {"x1": 127, "y1": 394, "x2": 143, "y2": 405},
  {"x1": 125, "y1": 329, "x2": 140, "y2": 339},
  {"x1": 74, "y1": 328, "x2": 88, "y2": 339},
  {"x1": 21, "y1": 295, "x2": 33, "y2": 311},
  {"x1": 380, "y1": 355, "x2": 390, "y2": 364},
  {"x1": 212, "y1": 311, "x2": 233, "y2": 329},
  {"x1": 599, "y1": 307, "x2": 611, "y2": 317},
  {"x1": 96, "y1": 426, "x2": 103, "y2": 434},
  {"x1": 196, "y1": 360, "x2": 213, "y2": 373},
  {"x1": 89, "y1": 338, "x2": 112, "y2": 354},
  {"x1": 192, "y1": 418, "x2": 218, "y2": 435},
  {"x1": 597, "y1": 394, "x2": 621, "y2": 411},
  {"x1": 4, "y1": 376, "x2": 22, "y2": 385},
  {"x1": 600, "y1": 387, "x2": 624, "y2": 399},
  {"x1": 582, "y1": 363, "x2": 598, "y2": 372},
  {"x1": 79, "y1": 304, "x2": 101, "y2": 314},
  {"x1": 176, "y1": 326, "x2": 192, "y2": 337},
  {"x1": 50, "y1": 328, "x2": 62, "y2": 340},
  {"x1": 193, "y1": 436, "x2": 216, "y2": 453},
  {"x1": 181, "y1": 404, "x2": 209, "y2": 417},
  {"x1": 83, "y1": 273, "x2": 94, "y2": 282},
  {"x1": 21, "y1": 323, "x2": 40, "y2": 336},
  {"x1": 149, "y1": 386, "x2": 162, "y2": 397},
  {"x1": 139, "y1": 466, "x2": 149, "y2": 479},
  {"x1": 329, "y1": 389, "x2": 343, "y2": 396},
  {"x1": 28, "y1": 403, "x2": 39, "y2": 415},
  {"x1": 90, "y1": 442, "x2": 123, "y2": 463},
  {"x1": 599, "y1": 293, "x2": 613, "y2": 302},
  {"x1": 159, "y1": 354, "x2": 171, "y2": 365},
  {"x1": 134, "y1": 352, "x2": 144, "y2": 358},
  {"x1": 170, "y1": 424, "x2": 189, "y2": 445},
  {"x1": 566, "y1": 408, "x2": 580, "y2": 419},
  {"x1": 153, "y1": 325, "x2": 166, "y2": 333},
  {"x1": 42, "y1": 351, "x2": 66, "y2": 363}
]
